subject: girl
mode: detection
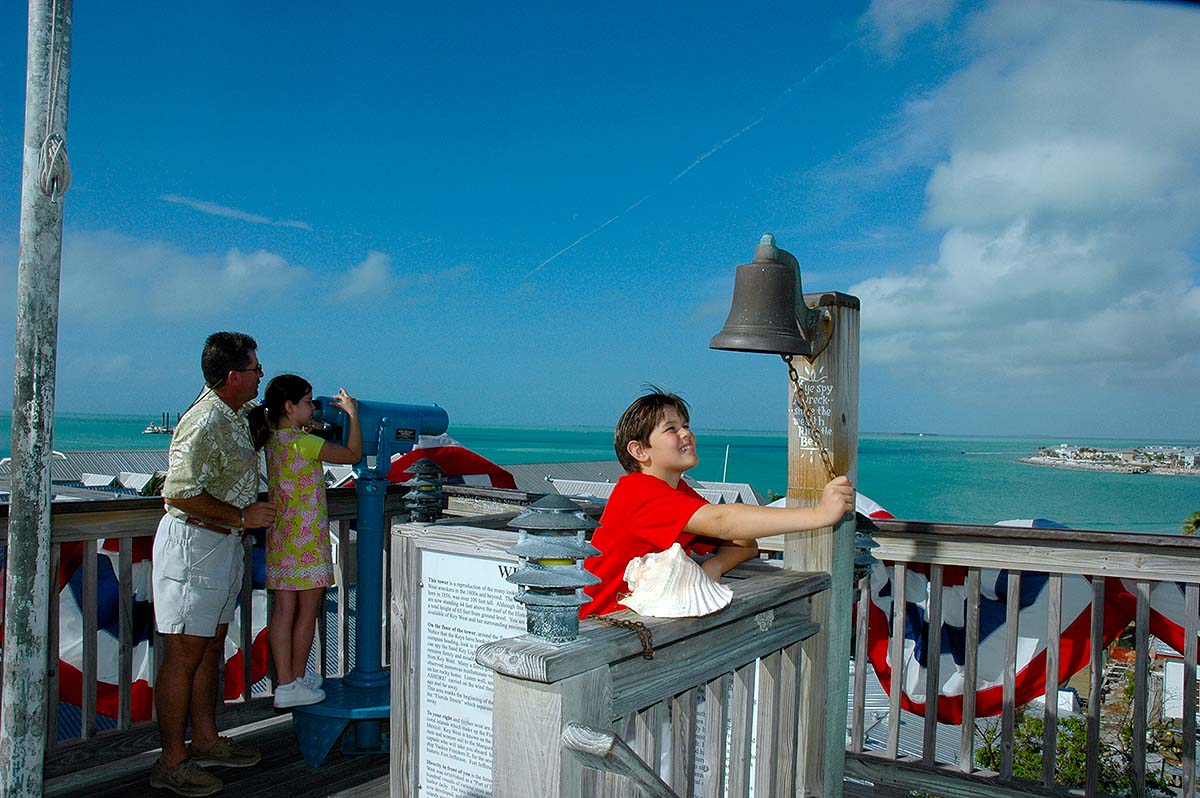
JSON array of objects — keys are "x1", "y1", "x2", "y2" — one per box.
[{"x1": 250, "y1": 375, "x2": 362, "y2": 709}]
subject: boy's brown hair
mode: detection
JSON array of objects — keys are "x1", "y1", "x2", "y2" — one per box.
[{"x1": 614, "y1": 388, "x2": 691, "y2": 473}]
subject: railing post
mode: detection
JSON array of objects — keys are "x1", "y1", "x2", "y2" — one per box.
[
  {"x1": 491, "y1": 666, "x2": 613, "y2": 798},
  {"x1": 488, "y1": 496, "x2": 609, "y2": 796},
  {"x1": 786, "y1": 291, "x2": 859, "y2": 797},
  {"x1": 2, "y1": 2, "x2": 72, "y2": 795}
]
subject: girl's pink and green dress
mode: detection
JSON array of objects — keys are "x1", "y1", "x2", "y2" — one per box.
[{"x1": 265, "y1": 428, "x2": 334, "y2": 590}]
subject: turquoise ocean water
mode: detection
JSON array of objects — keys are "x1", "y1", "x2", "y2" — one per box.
[{"x1": 1, "y1": 414, "x2": 1196, "y2": 535}]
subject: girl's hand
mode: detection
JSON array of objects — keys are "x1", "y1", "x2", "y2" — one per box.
[
  {"x1": 330, "y1": 387, "x2": 358, "y2": 418},
  {"x1": 319, "y1": 387, "x2": 364, "y2": 465}
]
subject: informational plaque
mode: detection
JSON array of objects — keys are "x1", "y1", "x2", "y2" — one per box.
[
  {"x1": 404, "y1": 530, "x2": 764, "y2": 796},
  {"x1": 415, "y1": 547, "x2": 524, "y2": 797}
]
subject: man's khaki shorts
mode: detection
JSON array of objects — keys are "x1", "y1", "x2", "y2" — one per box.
[{"x1": 152, "y1": 514, "x2": 245, "y2": 637}]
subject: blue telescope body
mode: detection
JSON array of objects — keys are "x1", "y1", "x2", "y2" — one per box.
[
  {"x1": 311, "y1": 397, "x2": 449, "y2": 461},
  {"x1": 292, "y1": 395, "x2": 449, "y2": 763}
]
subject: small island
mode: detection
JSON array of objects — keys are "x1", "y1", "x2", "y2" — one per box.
[{"x1": 1021, "y1": 444, "x2": 1200, "y2": 476}]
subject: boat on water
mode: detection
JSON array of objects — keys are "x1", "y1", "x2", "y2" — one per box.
[{"x1": 141, "y1": 411, "x2": 175, "y2": 435}]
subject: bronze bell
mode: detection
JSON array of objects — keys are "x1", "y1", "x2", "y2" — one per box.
[{"x1": 709, "y1": 234, "x2": 832, "y2": 359}]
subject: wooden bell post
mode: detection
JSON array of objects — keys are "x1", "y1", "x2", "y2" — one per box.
[
  {"x1": 710, "y1": 236, "x2": 860, "y2": 796},
  {"x1": 786, "y1": 292, "x2": 859, "y2": 797}
]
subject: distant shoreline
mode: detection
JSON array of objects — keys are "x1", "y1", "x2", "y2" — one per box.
[
  {"x1": 1019, "y1": 455, "x2": 1200, "y2": 477},
  {"x1": 2, "y1": 414, "x2": 1199, "y2": 447}
]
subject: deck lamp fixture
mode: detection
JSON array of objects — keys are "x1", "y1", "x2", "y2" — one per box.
[
  {"x1": 506, "y1": 494, "x2": 600, "y2": 643},
  {"x1": 402, "y1": 457, "x2": 445, "y2": 523}
]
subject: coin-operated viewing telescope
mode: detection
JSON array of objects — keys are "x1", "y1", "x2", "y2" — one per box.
[
  {"x1": 291, "y1": 396, "x2": 448, "y2": 767},
  {"x1": 312, "y1": 397, "x2": 449, "y2": 463}
]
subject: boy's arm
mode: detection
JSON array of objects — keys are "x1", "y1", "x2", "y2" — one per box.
[
  {"x1": 701, "y1": 542, "x2": 759, "y2": 580},
  {"x1": 684, "y1": 476, "x2": 854, "y2": 541}
]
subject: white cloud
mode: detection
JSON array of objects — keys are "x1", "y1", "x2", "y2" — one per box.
[
  {"x1": 925, "y1": 139, "x2": 1180, "y2": 229},
  {"x1": 861, "y1": 0, "x2": 957, "y2": 58},
  {"x1": 162, "y1": 194, "x2": 312, "y2": 230},
  {"x1": 331, "y1": 254, "x2": 474, "y2": 303},
  {"x1": 852, "y1": 0, "x2": 1200, "y2": 394},
  {"x1": 50, "y1": 231, "x2": 476, "y2": 319},
  {"x1": 57, "y1": 232, "x2": 313, "y2": 319},
  {"x1": 94, "y1": 353, "x2": 133, "y2": 377},
  {"x1": 854, "y1": 221, "x2": 1200, "y2": 375},
  {"x1": 335, "y1": 251, "x2": 393, "y2": 301},
  {"x1": 53, "y1": 230, "x2": 480, "y2": 321}
]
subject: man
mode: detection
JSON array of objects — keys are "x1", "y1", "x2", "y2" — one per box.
[{"x1": 149, "y1": 332, "x2": 276, "y2": 797}]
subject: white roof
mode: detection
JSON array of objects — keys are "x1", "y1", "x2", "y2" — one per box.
[
  {"x1": 548, "y1": 479, "x2": 616, "y2": 500},
  {"x1": 118, "y1": 472, "x2": 154, "y2": 491},
  {"x1": 549, "y1": 479, "x2": 739, "y2": 505},
  {"x1": 694, "y1": 488, "x2": 731, "y2": 504},
  {"x1": 324, "y1": 465, "x2": 355, "y2": 487},
  {"x1": 851, "y1": 659, "x2": 968, "y2": 764},
  {"x1": 692, "y1": 479, "x2": 765, "y2": 505}
]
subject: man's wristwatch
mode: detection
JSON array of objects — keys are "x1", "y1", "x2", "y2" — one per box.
[{"x1": 239, "y1": 508, "x2": 246, "y2": 531}]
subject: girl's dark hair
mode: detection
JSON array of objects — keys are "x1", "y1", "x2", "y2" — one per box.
[{"x1": 248, "y1": 373, "x2": 313, "y2": 450}]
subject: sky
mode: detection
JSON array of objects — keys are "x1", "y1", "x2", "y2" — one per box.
[{"x1": 1, "y1": 0, "x2": 1198, "y2": 439}]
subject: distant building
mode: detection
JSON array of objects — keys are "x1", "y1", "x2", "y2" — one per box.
[
  {"x1": 1, "y1": 449, "x2": 217, "y2": 503},
  {"x1": 3, "y1": 451, "x2": 776, "y2": 506},
  {"x1": 1039, "y1": 443, "x2": 1199, "y2": 470},
  {"x1": 505, "y1": 460, "x2": 766, "y2": 505}
]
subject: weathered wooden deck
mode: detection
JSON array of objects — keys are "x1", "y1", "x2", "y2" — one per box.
[
  {"x1": 49, "y1": 714, "x2": 895, "y2": 798},
  {"x1": 46, "y1": 716, "x2": 389, "y2": 798}
]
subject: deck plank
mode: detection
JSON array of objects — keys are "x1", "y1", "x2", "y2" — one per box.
[{"x1": 46, "y1": 718, "x2": 388, "y2": 798}]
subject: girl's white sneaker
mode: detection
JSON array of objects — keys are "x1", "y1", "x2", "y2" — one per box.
[
  {"x1": 274, "y1": 680, "x2": 325, "y2": 709},
  {"x1": 299, "y1": 671, "x2": 323, "y2": 690}
]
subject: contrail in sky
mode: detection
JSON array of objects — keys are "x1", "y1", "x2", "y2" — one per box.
[
  {"x1": 525, "y1": 195, "x2": 655, "y2": 279},
  {"x1": 665, "y1": 116, "x2": 767, "y2": 187},
  {"x1": 525, "y1": 40, "x2": 856, "y2": 279}
]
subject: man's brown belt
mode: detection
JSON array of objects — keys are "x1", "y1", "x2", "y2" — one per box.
[{"x1": 185, "y1": 516, "x2": 240, "y2": 535}]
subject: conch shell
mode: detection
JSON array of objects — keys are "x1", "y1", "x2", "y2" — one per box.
[{"x1": 619, "y1": 543, "x2": 733, "y2": 618}]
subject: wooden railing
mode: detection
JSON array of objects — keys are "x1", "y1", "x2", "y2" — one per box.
[
  {"x1": 477, "y1": 561, "x2": 831, "y2": 798},
  {"x1": 9, "y1": 489, "x2": 1198, "y2": 797},
  {"x1": 848, "y1": 519, "x2": 1200, "y2": 798},
  {"x1": 0, "y1": 486, "x2": 412, "y2": 780}
]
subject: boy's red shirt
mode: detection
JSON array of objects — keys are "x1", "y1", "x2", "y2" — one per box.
[{"x1": 580, "y1": 471, "x2": 717, "y2": 618}]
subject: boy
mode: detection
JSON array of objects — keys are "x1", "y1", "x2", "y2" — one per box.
[{"x1": 581, "y1": 389, "x2": 854, "y2": 618}]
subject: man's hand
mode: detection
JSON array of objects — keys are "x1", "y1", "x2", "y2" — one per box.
[{"x1": 243, "y1": 501, "x2": 276, "y2": 528}]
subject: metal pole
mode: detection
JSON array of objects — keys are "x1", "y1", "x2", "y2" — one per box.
[{"x1": 2, "y1": 2, "x2": 72, "y2": 795}]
